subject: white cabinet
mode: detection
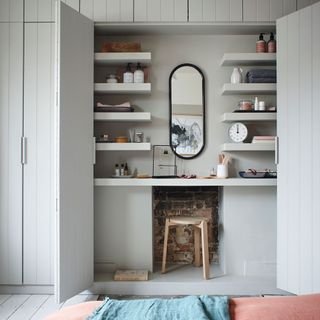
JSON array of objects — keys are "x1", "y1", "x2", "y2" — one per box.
[
  {"x1": 0, "y1": 0, "x2": 23, "y2": 22},
  {"x1": 243, "y1": 0, "x2": 296, "y2": 22},
  {"x1": 277, "y1": 2, "x2": 320, "y2": 294},
  {"x1": 55, "y1": 2, "x2": 94, "y2": 302},
  {"x1": 23, "y1": 23, "x2": 55, "y2": 285},
  {"x1": 0, "y1": 22, "x2": 23, "y2": 285},
  {"x1": 80, "y1": 0, "x2": 133, "y2": 22},
  {"x1": 297, "y1": 0, "x2": 320, "y2": 9},
  {"x1": 134, "y1": 0, "x2": 187, "y2": 22},
  {"x1": 189, "y1": 0, "x2": 242, "y2": 22},
  {"x1": 25, "y1": 0, "x2": 79, "y2": 22}
]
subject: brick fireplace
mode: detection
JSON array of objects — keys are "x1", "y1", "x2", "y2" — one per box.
[{"x1": 153, "y1": 186, "x2": 219, "y2": 265}]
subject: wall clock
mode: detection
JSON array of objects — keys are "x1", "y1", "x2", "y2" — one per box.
[{"x1": 228, "y1": 122, "x2": 248, "y2": 142}]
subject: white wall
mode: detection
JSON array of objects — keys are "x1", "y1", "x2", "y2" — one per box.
[
  {"x1": 94, "y1": 34, "x2": 277, "y2": 277},
  {"x1": 94, "y1": 34, "x2": 276, "y2": 178}
]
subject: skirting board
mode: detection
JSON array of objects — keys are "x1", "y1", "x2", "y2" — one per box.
[{"x1": 0, "y1": 285, "x2": 54, "y2": 295}]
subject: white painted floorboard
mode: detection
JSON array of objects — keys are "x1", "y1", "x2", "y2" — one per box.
[{"x1": 0, "y1": 294, "x2": 99, "y2": 320}]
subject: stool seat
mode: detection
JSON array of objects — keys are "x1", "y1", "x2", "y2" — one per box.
[
  {"x1": 168, "y1": 216, "x2": 208, "y2": 225},
  {"x1": 162, "y1": 216, "x2": 210, "y2": 280}
]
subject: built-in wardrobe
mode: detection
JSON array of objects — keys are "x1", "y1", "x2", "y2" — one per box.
[{"x1": 0, "y1": 0, "x2": 320, "y2": 303}]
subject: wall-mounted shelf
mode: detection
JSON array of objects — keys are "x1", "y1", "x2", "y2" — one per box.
[
  {"x1": 220, "y1": 53, "x2": 276, "y2": 66},
  {"x1": 94, "y1": 83, "x2": 151, "y2": 94},
  {"x1": 94, "y1": 112, "x2": 151, "y2": 122},
  {"x1": 96, "y1": 142, "x2": 151, "y2": 151},
  {"x1": 94, "y1": 52, "x2": 152, "y2": 65},
  {"x1": 94, "y1": 178, "x2": 277, "y2": 187},
  {"x1": 221, "y1": 83, "x2": 276, "y2": 95},
  {"x1": 222, "y1": 143, "x2": 275, "y2": 151},
  {"x1": 221, "y1": 112, "x2": 277, "y2": 122}
]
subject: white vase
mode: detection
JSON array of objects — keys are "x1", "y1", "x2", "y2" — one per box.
[{"x1": 230, "y1": 67, "x2": 243, "y2": 84}]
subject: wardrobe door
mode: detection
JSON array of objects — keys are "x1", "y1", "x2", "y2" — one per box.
[
  {"x1": 25, "y1": 0, "x2": 56, "y2": 22},
  {"x1": 0, "y1": 22, "x2": 23, "y2": 285},
  {"x1": 277, "y1": 2, "x2": 320, "y2": 294},
  {"x1": 0, "y1": 0, "x2": 23, "y2": 22},
  {"x1": 55, "y1": 2, "x2": 94, "y2": 302},
  {"x1": 23, "y1": 23, "x2": 55, "y2": 285}
]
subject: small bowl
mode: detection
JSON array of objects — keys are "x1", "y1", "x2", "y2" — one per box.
[
  {"x1": 238, "y1": 100, "x2": 253, "y2": 111},
  {"x1": 114, "y1": 136, "x2": 128, "y2": 143}
]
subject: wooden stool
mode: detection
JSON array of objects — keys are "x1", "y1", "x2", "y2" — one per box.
[{"x1": 161, "y1": 216, "x2": 210, "y2": 280}]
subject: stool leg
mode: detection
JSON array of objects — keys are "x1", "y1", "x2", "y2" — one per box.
[
  {"x1": 194, "y1": 226, "x2": 201, "y2": 267},
  {"x1": 201, "y1": 221, "x2": 210, "y2": 280},
  {"x1": 162, "y1": 219, "x2": 170, "y2": 274}
]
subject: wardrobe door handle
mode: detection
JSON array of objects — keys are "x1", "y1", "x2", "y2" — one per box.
[
  {"x1": 275, "y1": 136, "x2": 279, "y2": 165},
  {"x1": 93, "y1": 137, "x2": 96, "y2": 165},
  {"x1": 21, "y1": 137, "x2": 27, "y2": 164}
]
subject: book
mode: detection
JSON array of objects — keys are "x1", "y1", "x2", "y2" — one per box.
[{"x1": 114, "y1": 269, "x2": 149, "y2": 281}]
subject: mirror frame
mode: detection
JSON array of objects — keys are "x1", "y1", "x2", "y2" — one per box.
[{"x1": 169, "y1": 63, "x2": 205, "y2": 160}]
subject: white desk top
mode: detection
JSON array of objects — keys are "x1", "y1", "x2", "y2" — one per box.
[{"x1": 94, "y1": 178, "x2": 277, "y2": 187}]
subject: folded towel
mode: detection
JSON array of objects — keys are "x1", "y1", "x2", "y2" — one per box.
[
  {"x1": 87, "y1": 295, "x2": 230, "y2": 320},
  {"x1": 247, "y1": 77, "x2": 276, "y2": 83},
  {"x1": 246, "y1": 69, "x2": 276, "y2": 78}
]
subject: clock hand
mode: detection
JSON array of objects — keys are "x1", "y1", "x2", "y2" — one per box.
[{"x1": 237, "y1": 124, "x2": 239, "y2": 134}]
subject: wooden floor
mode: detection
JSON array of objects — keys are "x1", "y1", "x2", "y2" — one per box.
[{"x1": 0, "y1": 294, "x2": 98, "y2": 320}]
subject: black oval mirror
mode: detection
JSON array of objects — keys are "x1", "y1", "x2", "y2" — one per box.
[{"x1": 169, "y1": 64, "x2": 205, "y2": 159}]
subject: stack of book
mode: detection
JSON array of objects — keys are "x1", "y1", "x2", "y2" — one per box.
[{"x1": 252, "y1": 136, "x2": 276, "y2": 144}]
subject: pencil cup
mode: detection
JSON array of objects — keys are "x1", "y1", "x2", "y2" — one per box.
[{"x1": 217, "y1": 164, "x2": 228, "y2": 178}]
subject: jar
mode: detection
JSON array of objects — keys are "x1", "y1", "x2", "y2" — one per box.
[
  {"x1": 106, "y1": 74, "x2": 118, "y2": 83},
  {"x1": 238, "y1": 100, "x2": 253, "y2": 111}
]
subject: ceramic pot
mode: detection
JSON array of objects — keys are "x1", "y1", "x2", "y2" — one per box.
[{"x1": 230, "y1": 67, "x2": 243, "y2": 84}]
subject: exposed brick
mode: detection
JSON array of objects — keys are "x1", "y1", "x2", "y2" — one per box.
[{"x1": 153, "y1": 186, "x2": 219, "y2": 265}]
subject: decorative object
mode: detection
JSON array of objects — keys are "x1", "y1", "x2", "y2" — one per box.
[
  {"x1": 256, "y1": 33, "x2": 266, "y2": 53},
  {"x1": 101, "y1": 42, "x2": 141, "y2": 52},
  {"x1": 123, "y1": 63, "x2": 133, "y2": 83},
  {"x1": 217, "y1": 153, "x2": 230, "y2": 178},
  {"x1": 169, "y1": 64, "x2": 205, "y2": 159},
  {"x1": 258, "y1": 101, "x2": 266, "y2": 110},
  {"x1": 134, "y1": 131, "x2": 144, "y2": 143},
  {"x1": 239, "y1": 169, "x2": 277, "y2": 178},
  {"x1": 152, "y1": 145, "x2": 177, "y2": 177},
  {"x1": 230, "y1": 67, "x2": 243, "y2": 84},
  {"x1": 128, "y1": 129, "x2": 135, "y2": 142},
  {"x1": 133, "y1": 63, "x2": 144, "y2": 83},
  {"x1": 267, "y1": 32, "x2": 276, "y2": 53},
  {"x1": 106, "y1": 74, "x2": 118, "y2": 83},
  {"x1": 228, "y1": 122, "x2": 248, "y2": 142},
  {"x1": 114, "y1": 269, "x2": 148, "y2": 281},
  {"x1": 238, "y1": 99, "x2": 253, "y2": 111}
]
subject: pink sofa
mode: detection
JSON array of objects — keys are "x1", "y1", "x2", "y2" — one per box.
[{"x1": 45, "y1": 294, "x2": 320, "y2": 320}]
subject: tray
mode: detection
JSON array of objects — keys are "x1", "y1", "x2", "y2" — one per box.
[
  {"x1": 239, "y1": 171, "x2": 277, "y2": 178},
  {"x1": 234, "y1": 110, "x2": 276, "y2": 113}
]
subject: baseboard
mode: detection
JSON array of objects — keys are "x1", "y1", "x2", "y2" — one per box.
[{"x1": 0, "y1": 285, "x2": 54, "y2": 294}]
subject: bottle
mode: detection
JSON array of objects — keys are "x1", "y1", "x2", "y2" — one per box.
[
  {"x1": 124, "y1": 163, "x2": 129, "y2": 176},
  {"x1": 256, "y1": 33, "x2": 266, "y2": 53},
  {"x1": 120, "y1": 163, "x2": 125, "y2": 176},
  {"x1": 123, "y1": 63, "x2": 133, "y2": 83},
  {"x1": 254, "y1": 97, "x2": 259, "y2": 111},
  {"x1": 134, "y1": 63, "x2": 144, "y2": 83},
  {"x1": 267, "y1": 32, "x2": 276, "y2": 53},
  {"x1": 230, "y1": 67, "x2": 243, "y2": 84},
  {"x1": 115, "y1": 164, "x2": 120, "y2": 176}
]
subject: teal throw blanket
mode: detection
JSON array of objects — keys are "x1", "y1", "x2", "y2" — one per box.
[{"x1": 87, "y1": 295, "x2": 230, "y2": 320}]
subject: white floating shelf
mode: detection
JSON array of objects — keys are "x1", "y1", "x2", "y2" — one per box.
[
  {"x1": 96, "y1": 142, "x2": 151, "y2": 151},
  {"x1": 221, "y1": 112, "x2": 277, "y2": 122},
  {"x1": 94, "y1": 52, "x2": 151, "y2": 65},
  {"x1": 221, "y1": 83, "x2": 276, "y2": 95},
  {"x1": 94, "y1": 112, "x2": 151, "y2": 122},
  {"x1": 94, "y1": 83, "x2": 151, "y2": 94},
  {"x1": 220, "y1": 53, "x2": 276, "y2": 66},
  {"x1": 222, "y1": 143, "x2": 275, "y2": 151},
  {"x1": 94, "y1": 178, "x2": 277, "y2": 187}
]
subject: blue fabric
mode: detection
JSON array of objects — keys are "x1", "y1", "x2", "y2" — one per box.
[{"x1": 87, "y1": 295, "x2": 230, "y2": 320}]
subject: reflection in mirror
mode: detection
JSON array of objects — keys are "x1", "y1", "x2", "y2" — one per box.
[{"x1": 169, "y1": 64, "x2": 205, "y2": 159}]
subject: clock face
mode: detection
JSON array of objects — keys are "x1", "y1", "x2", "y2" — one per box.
[{"x1": 228, "y1": 122, "x2": 248, "y2": 142}]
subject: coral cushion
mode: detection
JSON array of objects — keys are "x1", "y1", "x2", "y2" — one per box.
[
  {"x1": 230, "y1": 294, "x2": 320, "y2": 320},
  {"x1": 44, "y1": 301, "x2": 102, "y2": 320},
  {"x1": 45, "y1": 294, "x2": 320, "y2": 320}
]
